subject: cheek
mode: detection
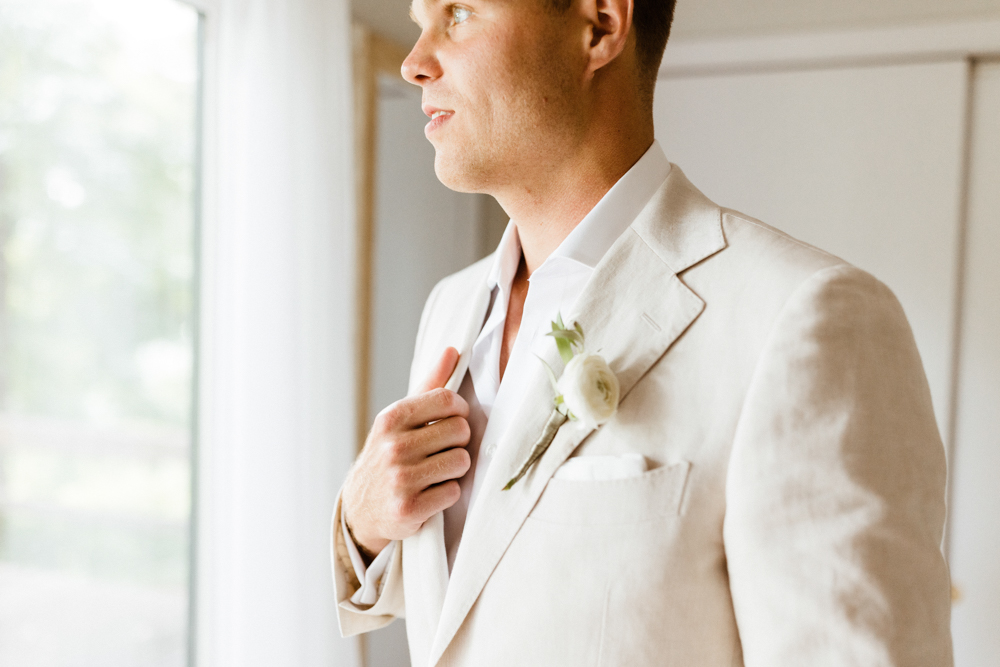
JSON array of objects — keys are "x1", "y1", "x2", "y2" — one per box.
[
  {"x1": 464, "y1": 43, "x2": 523, "y2": 113},
  {"x1": 466, "y1": 29, "x2": 550, "y2": 105}
]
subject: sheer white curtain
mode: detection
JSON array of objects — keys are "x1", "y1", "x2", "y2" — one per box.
[{"x1": 196, "y1": 0, "x2": 360, "y2": 665}]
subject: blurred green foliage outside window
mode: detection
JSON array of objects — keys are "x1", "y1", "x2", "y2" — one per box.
[{"x1": 0, "y1": 0, "x2": 199, "y2": 664}]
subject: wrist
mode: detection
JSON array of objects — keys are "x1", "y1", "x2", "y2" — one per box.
[{"x1": 342, "y1": 506, "x2": 388, "y2": 564}]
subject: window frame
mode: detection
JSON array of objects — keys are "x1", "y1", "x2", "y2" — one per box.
[{"x1": 173, "y1": 1, "x2": 213, "y2": 664}]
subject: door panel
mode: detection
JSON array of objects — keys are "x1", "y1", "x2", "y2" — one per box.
[{"x1": 950, "y1": 61, "x2": 1000, "y2": 667}]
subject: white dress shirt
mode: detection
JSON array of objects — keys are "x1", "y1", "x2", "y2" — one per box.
[{"x1": 344, "y1": 142, "x2": 672, "y2": 604}]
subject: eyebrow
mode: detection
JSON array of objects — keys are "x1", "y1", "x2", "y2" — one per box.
[
  {"x1": 408, "y1": 0, "x2": 436, "y2": 28},
  {"x1": 409, "y1": 0, "x2": 457, "y2": 28}
]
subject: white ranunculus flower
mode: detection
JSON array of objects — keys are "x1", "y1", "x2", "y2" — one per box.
[{"x1": 557, "y1": 352, "x2": 620, "y2": 429}]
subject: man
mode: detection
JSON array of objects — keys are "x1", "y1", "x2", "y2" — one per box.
[{"x1": 331, "y1": 0, "x2": 954, "y2": 663}]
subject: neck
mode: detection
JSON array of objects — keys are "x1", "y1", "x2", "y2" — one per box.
[{"x1": 494, "y1": 111, "x2": 654, "y2": 276}]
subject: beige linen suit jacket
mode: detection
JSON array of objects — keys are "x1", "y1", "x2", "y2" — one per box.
[{"x1": 331, "y1": 166, "x2": 953, "y2": 666}]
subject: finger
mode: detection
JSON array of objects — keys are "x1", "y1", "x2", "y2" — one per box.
[
  {"x1": 406, "y1": 415, "x2": 471, "y2": 458},
  {"x1": 412, "y1": 480, "x2": 462, "y2": 522},
  {"x1": 380, "y1": 415, "x2": 469, "y2": 465},
  {"x1": 413, "y1": 446, "x2": 472, "y2": 487},
  {"x1": 415, "y1": 347, "x2": 460, "y2": 395},
  {"x1": 390, "y1": 388, "x2": 469, "y2": 430}
]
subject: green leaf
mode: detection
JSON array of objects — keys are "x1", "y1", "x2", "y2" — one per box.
[
  {"x1": 554, "y1": 335, "x2": 574, "y2": 364},
  {"x1": 545, "y1": 313, "x2": 586, "y2": 363},
  {"x1": 546, "y1": 328, "x2": 583, "y2": 346}
]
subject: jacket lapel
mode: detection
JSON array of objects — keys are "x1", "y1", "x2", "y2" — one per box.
[
  {"x1": 445, "y1": 280, "x2": 493, "y2": 393},
  {"x1": 427, "y1": 167, "x2": 727, "y2": 666},
  {"x1": 402, "y1": 267, "x2": 493, "y2": 653}
]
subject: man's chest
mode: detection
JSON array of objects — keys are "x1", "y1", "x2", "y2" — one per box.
[{"x1": 497, "y1": 260, "x2": 529, "y2": 382}]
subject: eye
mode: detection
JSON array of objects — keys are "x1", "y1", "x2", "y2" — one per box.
[{"x1": 451, "y1": 5, "x2": 472, "y2": 25}]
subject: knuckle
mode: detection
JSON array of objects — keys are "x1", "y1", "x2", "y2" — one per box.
[
  {"x1": 440, "y1": 388, "x2": 456, "y2": 406},
  {"x1": 439, "y1": 449, "x2": 470, "y2": 478},
  {"x1": 388, "y1": 495, "x2": 411, "y2": 524},
  {"x1": 454, "y1": 417, "x2": 471, "y2": 443},
  {"x1": 388, "y1": 503, "x2": 409, "y2": 525},
  {"x1": 385, "y1": 437, "x2": 409, "y2": 463},
  {"x1": 447, "y1": 391, "x2": 466, "y2": 413},
  {"x1": 381, "y1": 400, "x2": 413, "y2": 430},
  {"x1": 454, "y1": 446, "x2": 471, "y2": 472},
  {"x1": 374, "y1": 405, "x2": 396, "y2": 431},
  {"x1": 397, "y1": 494, "x2": 420, "y2": 521},
  {"x1": 387, "y1": 465, "x2": 410, "y2": 492},
  {"x1": 442, "y1": 480, "x2": 461, "y2": 504}
]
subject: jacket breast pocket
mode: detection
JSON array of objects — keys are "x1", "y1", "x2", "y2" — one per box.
[{"x1": 527, "y1": 460, "x2": 691, "y2": 526}]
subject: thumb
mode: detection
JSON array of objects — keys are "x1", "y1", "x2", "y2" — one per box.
[{"x1": 415, "y1": 347, "x2": 460, "y2": 394}]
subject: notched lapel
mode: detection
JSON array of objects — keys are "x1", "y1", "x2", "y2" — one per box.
[{"x1": 427, "y1": 167, "x2": 727, "y2": 666}]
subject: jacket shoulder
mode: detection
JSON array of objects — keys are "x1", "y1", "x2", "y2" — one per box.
[
  {"x1": 681, "y1": 206, "x2": 907, "y2": 351},
  {"x1": 719, "y1": 208, "x2": 846, "y2": 279},
  {"x1": 705, "y1": 207, "x2": 895, "y2": 306}
]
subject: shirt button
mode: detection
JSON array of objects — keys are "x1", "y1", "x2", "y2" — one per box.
[{"x1": 484, "y1": 444, "x2": 497, "y2": 458}]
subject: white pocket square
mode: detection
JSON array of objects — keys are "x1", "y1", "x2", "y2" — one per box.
[{"x1": 552, "y1": 453, "x2": 647, "y2": 481}]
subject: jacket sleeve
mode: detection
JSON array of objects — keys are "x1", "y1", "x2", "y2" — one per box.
[
  {"x1": 724, "y1": 264, "x2": 953, "y2": 666},
  {"x1": 331, "y1": 491, "x2": 405, "y2": 636}
]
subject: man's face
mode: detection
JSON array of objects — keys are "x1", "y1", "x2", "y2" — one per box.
[{"x1": 403, "y1": 0, "x2": 587, "y2": 193}]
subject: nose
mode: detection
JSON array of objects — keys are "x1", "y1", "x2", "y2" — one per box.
[{"x1": 401, "y1": 32, "x2": 442, "y2": 86}]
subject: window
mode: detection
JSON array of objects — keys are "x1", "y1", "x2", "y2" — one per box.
[{"x1": 0, "y1": 0, "x2": 200, "y2": 664}]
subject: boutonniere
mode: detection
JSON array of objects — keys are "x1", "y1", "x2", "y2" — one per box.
[{"x1": 503, "y1": 314, "x2": 621, "y2": 490}]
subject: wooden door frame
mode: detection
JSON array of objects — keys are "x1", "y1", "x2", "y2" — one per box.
[
  {"x1": 353, "y1": 25, "x2": 412, "y2": 452},
  {"x1": 660, "y1": 19, "x2": 1000, "y2": 77}
]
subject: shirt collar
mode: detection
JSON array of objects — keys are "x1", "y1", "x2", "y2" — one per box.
[
  {"x1": 485, "y1": 140, "x2": 671, "y2": 291},
  {"x1": 548, "y1": 140, "x2": 671, "y2": 271},
  {"x1": 486, "y1": 218, "x2": 522, "y2": 294}
]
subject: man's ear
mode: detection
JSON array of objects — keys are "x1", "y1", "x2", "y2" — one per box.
[{"x1": 579, "y1": 0, "x2": 633, "y2": 77}]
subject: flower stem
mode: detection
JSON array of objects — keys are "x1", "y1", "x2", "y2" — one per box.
[{"x1": 502, "y1": 408, "x2": 569, "y2": 490}]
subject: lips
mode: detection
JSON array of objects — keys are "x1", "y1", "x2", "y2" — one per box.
[{"x1": 422, "y1": 105, "x2": 454, "y2": 135}]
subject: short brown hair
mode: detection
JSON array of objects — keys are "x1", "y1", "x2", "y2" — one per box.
[
  {"x1": 548, "y1": 0, "x2": 677, "y2": 91},
  {"x1": 633, "y1": 0, "x2": 676, "y2": 84}
]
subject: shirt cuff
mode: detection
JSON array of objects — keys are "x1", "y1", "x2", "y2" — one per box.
[{"x1": 341, "y1": 514, "x2": 397, "y2": 607}]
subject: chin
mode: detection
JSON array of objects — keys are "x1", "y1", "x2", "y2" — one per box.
[{"x1": 432, "y1": 149, "x2": 490, "y2": 195}]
